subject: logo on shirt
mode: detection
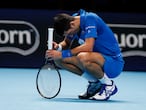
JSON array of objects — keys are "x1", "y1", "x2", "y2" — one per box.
[{"x1": 85, "y1": 26, "x2": 96, "y2": 30}]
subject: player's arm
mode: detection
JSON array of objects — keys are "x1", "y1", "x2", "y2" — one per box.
[
  {"x1": 60, "y1": 35, "x2": 75, "y2": 49},
  {"x1": 61, "y1": 37, "x2": 95, "y2": 58},
  {"x1": 54, "y1": 36, "x2": 72, "y2": 51},
  {"x1": 71, "y1": 37, "x2": 95, "y2": 55}
]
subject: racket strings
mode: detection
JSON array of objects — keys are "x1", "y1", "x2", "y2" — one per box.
[{"x1": 36, "y1": 64, "x2": 61, "y2": 99}]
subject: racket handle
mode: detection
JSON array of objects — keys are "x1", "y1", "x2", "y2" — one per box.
[{"x1": 48, "y1": 28, "x2": 54, "y2": 50}]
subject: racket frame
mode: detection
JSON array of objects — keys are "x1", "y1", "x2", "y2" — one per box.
[
  {"x1": 36, "y1": 28, "x2": 62, "y2": 99},
  {"x1": 36, "y1": 59, "x2": 62, "y2": 99}
]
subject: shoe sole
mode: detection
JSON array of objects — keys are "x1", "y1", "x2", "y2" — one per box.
[
  {"x1": 78, "y1": 87, "x2": 102, "y2": 99},
  {"x1": 90, "y1": 85, "x2": 118, "y2": 101}
]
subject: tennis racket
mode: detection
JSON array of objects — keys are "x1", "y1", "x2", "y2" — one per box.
[{"x1": 36, "y1": 28, "x2": 62, "y2": 99}]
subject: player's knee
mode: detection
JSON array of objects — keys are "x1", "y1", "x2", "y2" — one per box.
[
  {"x1": 77, "y1": 52, "x2": 88, "y2": 62},
  {"x1": 77, "y1": 52, "x2": 91, "y2": 67}
]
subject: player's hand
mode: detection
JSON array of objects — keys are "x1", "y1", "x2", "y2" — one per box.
[
  {"x1": 52, "y1": 42, "x2": 59, "y2": 50},
  {"x1": 53, "y1": 41, "x2": 62, "y2": 51},
  {"x1": 46, "y1": 50, "x2": 62, "y2": 60}
]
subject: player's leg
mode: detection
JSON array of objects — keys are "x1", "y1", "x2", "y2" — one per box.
[
  {"x1": 54, "y1": 56, "x2": 101, "y2": 99},
  {"x1": 90, "y1": 55, "x2": 124, "y2": 100},
  {"x1": 77, "y1": 52, "x2": 119, "y2": 100},
  {"x1": 54, "y1": 56, "x2": 83, "y2": 76},
  {"x1": 54, "y1": 56, "x2": 100, "y2": 81},
  {"x1": 77, "y1": 52, "x2": 105, "y2": 99}
]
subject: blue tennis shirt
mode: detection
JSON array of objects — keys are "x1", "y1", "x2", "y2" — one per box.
[{"x1": 72, "y1": 9, "x2": 121, "y2": 57}]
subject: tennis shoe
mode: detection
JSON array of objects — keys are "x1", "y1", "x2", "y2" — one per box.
[
  {"x1": 78, "y1": 80, "x2": 102, "y2": 99},
  {"x1": 90, "y1": 80, "x2": 118, "y2": 101}
]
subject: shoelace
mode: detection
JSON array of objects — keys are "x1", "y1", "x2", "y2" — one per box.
[
  {"x1": 87, "y1": 81, "x2": 101, "y2": 94},
  {"x1": 99, "y1": 84, "x2": 115, "y2": 97}
]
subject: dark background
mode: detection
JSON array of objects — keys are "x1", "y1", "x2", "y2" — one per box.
[
  {"x1": 0, "y1": 1, "x2": 146, "y2": 71},
  {"x1": 1, "y1": 0, "x2": 146, "y2": 13}
]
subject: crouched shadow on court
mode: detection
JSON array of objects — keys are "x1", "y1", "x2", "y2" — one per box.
[{"x1": 38, "y1": 97, "x2": 129, "y2": 103}]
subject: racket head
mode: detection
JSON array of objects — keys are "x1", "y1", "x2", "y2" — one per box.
[{"x1": 36, "y1": 61, "x2": 61, "y2": 99}]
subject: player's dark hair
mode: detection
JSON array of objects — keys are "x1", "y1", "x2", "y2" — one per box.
[{"x1": 53, "y1": 13, "x2": 74, "y2": 36}]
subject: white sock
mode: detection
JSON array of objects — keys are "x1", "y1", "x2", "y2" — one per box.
[
  {"x1": 82, "y1": 72, "x2": 98, "y2": 82},
  {"x1": 99, "y1": 73, "x2": 112, "y2": 85}
]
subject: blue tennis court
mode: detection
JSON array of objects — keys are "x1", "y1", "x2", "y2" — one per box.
[{"x1": 0, "y1": 68, "x2": 146, "y2": 110}]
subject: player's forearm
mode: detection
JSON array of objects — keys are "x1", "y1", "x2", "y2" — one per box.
[
  {"x1": 71, "y1": 38, "x2": 94, "y2": 55},
  {"x1": 59, "y1": 40, "x2": 68, "y2": 50},
  {"x1": 71, "y1": 44, "x2": 92, "y2": 55}
]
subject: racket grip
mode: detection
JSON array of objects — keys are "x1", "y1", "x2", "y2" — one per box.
[{"x1": 48, "y1": 28, "x2": 54, "y2": 50}]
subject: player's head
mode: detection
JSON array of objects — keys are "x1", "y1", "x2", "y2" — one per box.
[{"x1": 53, "y1": 13, "x2": 74, "y2": 36}]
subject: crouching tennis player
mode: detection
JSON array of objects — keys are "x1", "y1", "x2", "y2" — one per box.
[{"x1": 46, "y1": 9, "x2": 125, "y2": 101}]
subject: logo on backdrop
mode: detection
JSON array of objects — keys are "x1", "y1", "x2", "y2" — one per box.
[
  {"x1": 0, "y1": 20, "x2": 40, "y2": 56},
  {"x1": 108, "y1": 24, "x2": 146, "y2": 57}
]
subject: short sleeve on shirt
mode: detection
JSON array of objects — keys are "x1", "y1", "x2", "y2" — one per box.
[{"x1": 84, "y1": 15, "x2": 98, "y2": 39}]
